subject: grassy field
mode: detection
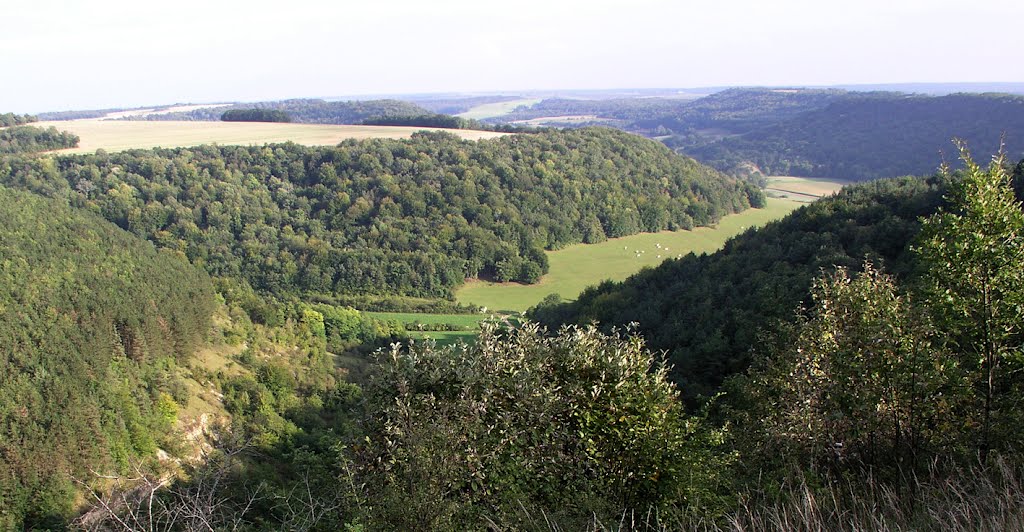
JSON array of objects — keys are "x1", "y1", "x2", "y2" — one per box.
[
  {"x1": 39, "y1": 119, "x2": 508, "y2": 154},
  {"x1": 765, "y1": 176, "x2": 851, "y2": 202},
  {"x1": 456, "y1": 98, "x2": 542, "y2": 120},
  {"x1": 365, "y1": 311, "x2": 485, "y2": 328},
  {"x1": 366, "y1": 311, "x2": 489, "y2": 346},
  {"x1": 456, "y1": 198, "x2": 803, "y2": 312}
]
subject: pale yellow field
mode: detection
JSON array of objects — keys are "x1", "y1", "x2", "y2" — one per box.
[
  {"x1": 40, "y1": 120, "x2": 509, "y2": 154},
  {"x1": 456, "y1": 98, "x2": 542, "y2": 120},
  {"x1": 765, "y1": 176, "x2": 851, "y2": 202}
]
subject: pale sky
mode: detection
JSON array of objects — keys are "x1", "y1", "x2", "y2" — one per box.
[{"x1": 2, "y1": 0, "x2": 1022, "y2": 113}]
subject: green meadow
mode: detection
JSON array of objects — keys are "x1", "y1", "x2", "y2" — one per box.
[
  {"x1": 456, "y1": 198, "x2": 803, "y2": 312},
  {"x1": 365, "y1": 311, "x2": 490, "y2": 346}
]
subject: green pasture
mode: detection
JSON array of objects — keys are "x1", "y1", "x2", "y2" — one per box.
[
  {"x1": 456, "y1": 198, "x2": 803, "y2": 312},
  {"x1": 364, "y1": 311, "x2": 485, "y2": 328},
  {"x1": 366, "y1": 311, "x2": 489, "y2": 346}
]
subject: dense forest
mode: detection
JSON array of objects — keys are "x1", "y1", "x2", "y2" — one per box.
[
  {"x1": 681, "y1": 93, "x2": 1024, "y2": 179},
  {"x1": 0, "y1": 125, "x2": 79, "y2": 154},
  {"x1": 125, "y1": 98, "x2": 430, "y2": 124},
  {"x1": 220, "y1": 108, "x2": 292, "y2": 123},
  {"x1": 0, "y1": 113, "x2": 37, "y2": 127},
  {"x1": 0, "y1": 128, "x2": 760, "y2": 299},
  {"x1": 0, "y1": 186, "x2": 215, "y2": 527},
  {"x1": 532, "y1": 173, "x2": 952, "y2": 401},
  {"x1": 70, "y1": 150, "x2": 1024, "y2": 530}
]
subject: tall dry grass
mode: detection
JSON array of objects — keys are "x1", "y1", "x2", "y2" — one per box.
[{"x1": 498, "y1": 458, "x2": 1024, "y2": 532}]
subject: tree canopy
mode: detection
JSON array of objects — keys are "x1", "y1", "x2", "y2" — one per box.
[
  {"x1": 0, "y1": 186, "x2": 215, "y2": 527},
  {"x1": 0, "y1": 128, "x2": 760, "y2": 299}
]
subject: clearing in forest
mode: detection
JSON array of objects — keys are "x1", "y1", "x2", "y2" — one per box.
[{"x1": 456, "y1": 198, "x2": 803, "y2": 312}]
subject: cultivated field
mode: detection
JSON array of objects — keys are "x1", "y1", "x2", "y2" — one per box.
[
  {"x1": 39, "y1": 120, "x2": 508, "y2": 154},
  {"x1": 456, "y1": 98, "x2": 542, "y2": 120},
  {"x1": 765, "y1": 176, "x2": 850, "y2": 202},
  {"x1": 456, "y1": 198, "x2": 803, "y2": 312}
]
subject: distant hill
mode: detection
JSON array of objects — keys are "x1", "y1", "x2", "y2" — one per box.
[
  {"x1": 126, "y1": 98, "x2": 430, "y2": 124},
  {"x1": 489, "y1": 88, "x2": 859, "y2": 135},
  {"x1": 0, "y1": 186, "x2": 214, "y2": 528},
  {"x1": 682, "y1": 93, "x2": 1024, "y2": 180}
]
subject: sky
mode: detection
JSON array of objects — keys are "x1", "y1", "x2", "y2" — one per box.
[{"x1": 2, "y1": 0, "x2": 1022, "y2": 113}]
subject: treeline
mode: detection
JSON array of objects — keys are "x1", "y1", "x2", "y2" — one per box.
[
  {"x1": 0, "y1": 186, "x2": 215, "y2": 528},
  {"x1": 362, "y1": 113, "x2": 528, "y2": 132},
  {"x1": 0, "y1": 125, "x2": 79, "y2": 154},
  {"x1": 128, "y1": 98, "x2": 430, "y2": 124},
  {"x1": 79, "y1": 151, "x2": 1024, "y2": 530},
  {"x1": 221, "y1": 108, "x2": 292, "y2": 123},
  {"x1": 0, "y1": 113, "x2": 37, "y2": 127},
  {"x1": 36, "y1": 107, "x2": 146, "y2": 121},
  {"x1": 678, "y1": 93, "x2": 1024, "y2": 179}
]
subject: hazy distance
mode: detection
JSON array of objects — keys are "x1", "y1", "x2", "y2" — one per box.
[{"x1": 2, "y1": 0, "x2": 1022, "y2": 113}]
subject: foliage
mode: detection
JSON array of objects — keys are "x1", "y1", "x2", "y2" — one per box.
[
  {"x1": 0, "y1": 112, "x2": 37, "y2": 127},
  {"x1": 915, "y1": 144, "x2": 1024, "y2": 456},
  {"x1": 221, "y1": 108, "x2": 292, "y2": 123},
  {"x1": 532, "y1": 174, "x2": 950, "y2": 403},
  {"x1": 736, "y1": 264, "x2": 957, "y2": 473},
  {"x1": 357, "y1": 322, "x2": 732, "y2": 529},
  {"x1": 0, "y1": 125, "x2": 79, "y2": 153},
  {"x1": 0, "y1": 186, "x2": 214, "y2": 528},
  {"x1": 0, "y1": 128, "x2": 758, "y2": 299}
]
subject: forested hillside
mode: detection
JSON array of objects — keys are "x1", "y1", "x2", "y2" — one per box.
[
  {"x1": 127, "y1": 98, "x2": 430, "y2": 124},
  {"x1": 531, "y1": 173, "x2": 954, "y2": 401},
  {"x1": 0, "y1": 128, "x2": 761, "y2": 299},
  {"x1": 493, "y1": 88, "x2": 854, "y2": 135},
  {"x1": 678, "y1": 93, "x2": 1024, "y2": 179},
  {"x1": 0, "y1": 186, "x2": 215, "y2": 527},
  {"x1": 0, "y1": 125, "x2": 79, "y2": 154}
]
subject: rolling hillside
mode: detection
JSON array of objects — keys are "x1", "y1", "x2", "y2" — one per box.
[
  {"x1": 0, "y1": 186, "x2": 215, "y2": 528},
  {"x1": 1, "y1": 128, "x2": 761, "y2": 300}
]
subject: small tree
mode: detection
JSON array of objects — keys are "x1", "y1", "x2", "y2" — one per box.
[
  {"x1": 915, "y1": 142, "x2": 1024, "y2": 457},
  {"x1": 744, "y1": 264, "x2": 952, "y2": 472}
]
